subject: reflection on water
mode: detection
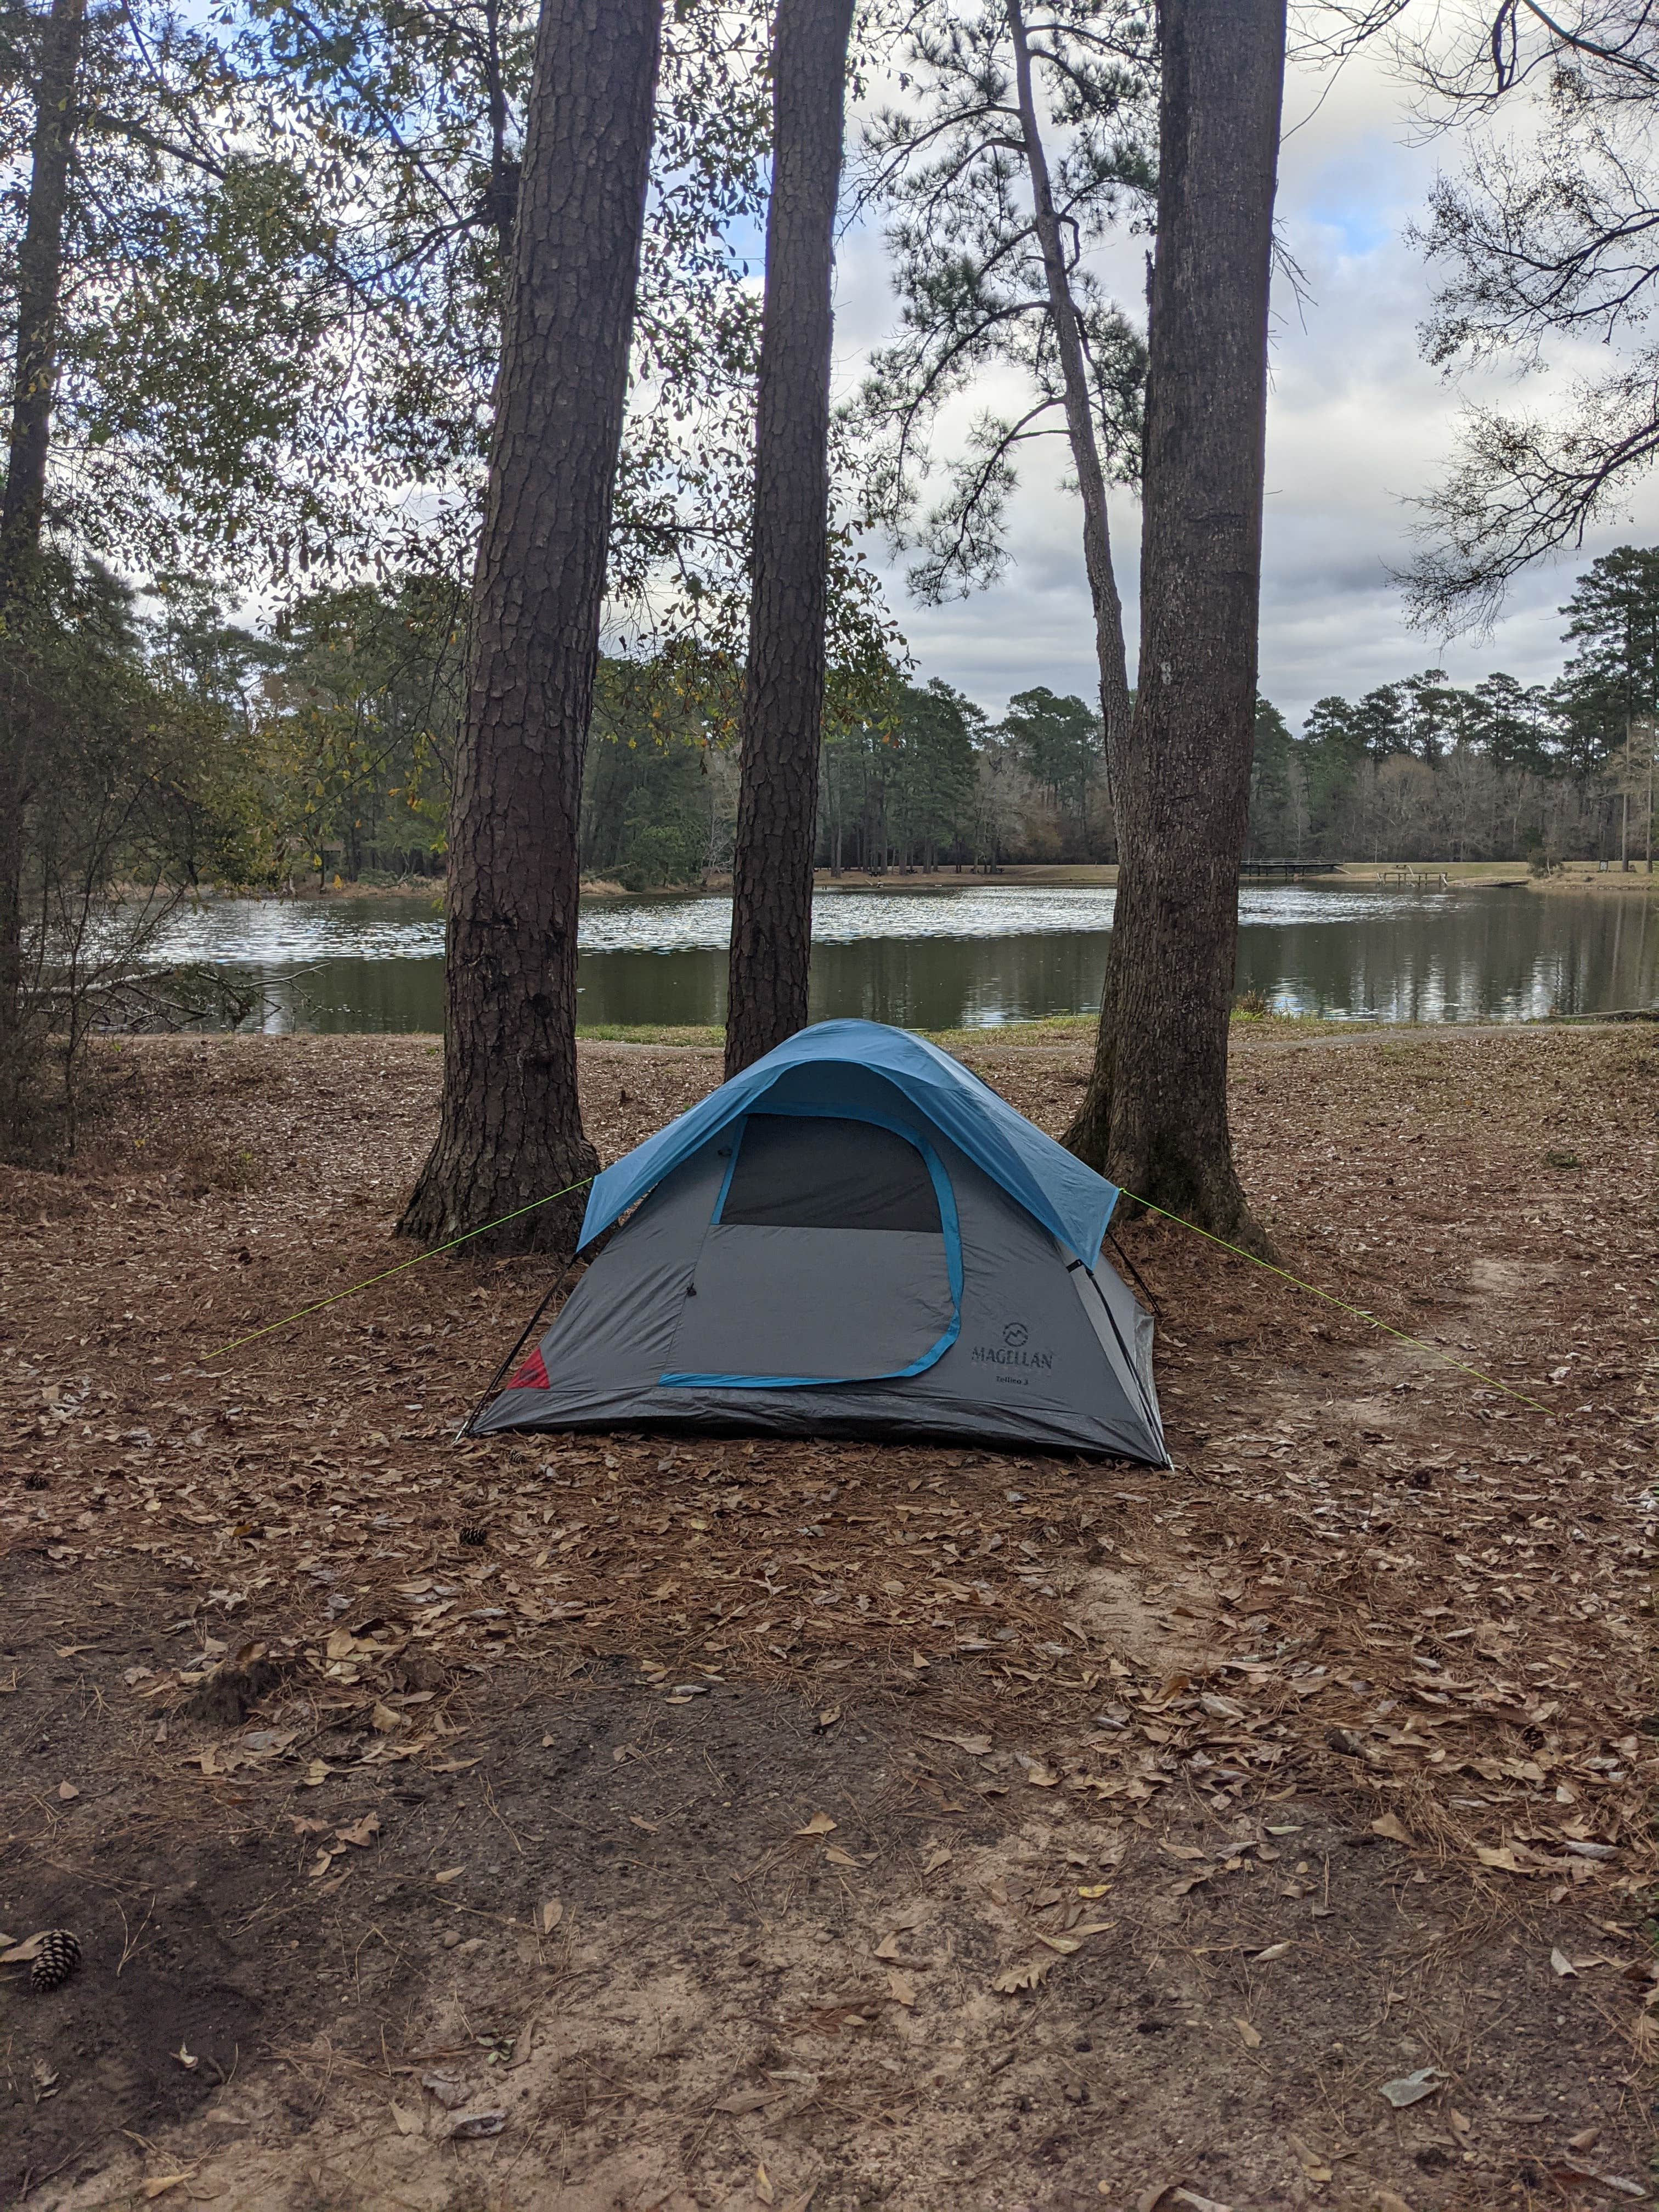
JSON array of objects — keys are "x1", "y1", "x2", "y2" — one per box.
[{"x1": 146, "y1": 881, "x2": 1659, "y2": 1034}]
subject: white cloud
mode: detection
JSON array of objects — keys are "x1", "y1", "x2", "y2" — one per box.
[{"x1": 834, "y1": 41, "x2": 1659, "y2": 728}]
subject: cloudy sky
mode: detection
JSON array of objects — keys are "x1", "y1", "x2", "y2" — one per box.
[{"x1": 829, "y1": 41, "x2": 1659, "y2": 729}]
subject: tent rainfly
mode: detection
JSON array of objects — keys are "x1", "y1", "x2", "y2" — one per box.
[{"x1": 471, "y1": 1019, "x2": 1167, "y2": 1464}]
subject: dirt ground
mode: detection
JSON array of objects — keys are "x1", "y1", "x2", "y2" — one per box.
[{"x1": 2, "y1": 1024, "x2": 1655, "y2": 2212}]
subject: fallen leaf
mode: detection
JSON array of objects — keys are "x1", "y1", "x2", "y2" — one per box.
[
  {"x1": 1250, "y1": 1943, "x2": 1290, "y2": 1962},
  {"x1": 823, "y1": 1847, "x2": 862, "y2": 1869},
  {"x1": 175, "y1": 2044, "x2": 199, "y2": 2070},
  {"x1": 1025, "y1": 1763, "x2": 1060, "y2": 1788},
  {"x1": 1550, "y1": 1946, "x2": 1578, "y2": 1978},
  {"x1": 1549, "y1": 2165, "x2": 1649, "y2": 2202},
  {"x1": 301, "y1": 1759, "x2": 330, "y2": 1788},
  {"x1": 539, "y1": 1899, "x2": 563, "y2": 1935},
  {"x1": 433, "y1": 1866, "x2": 464, "y2": 1884},
  {"x1": 924, "y1": 1730, "x2": 992, "y2": 1757},
  {"x1": 992, "y1": 1955, "x2": 1055, "y2": 1994},
  {"x1": 337, "y1": 1812, "x2": 381, "y2": 1848},
  {"x1": 1287, "y1": 2134, "x2": 1331, "y2": 2182},
  {"x1": 757, "y1": 2160, "x2": 775, "y2": 2205},
  {"x1": 325, "y1": 1627, "x2": 357, "y2": 1661},
  {"x1": 817, "y1": 1706, "x2": 841, "y2": 1729},
  {"x1": 449, "y1": 2108, "x2": 506, "y2": 2139},
  {"x1": 1370, "y1": 1813, "x2": 1411, "y2": 1843},
  {"x1": 1077, "y1": 1882, "x2": 1111, "y2": 1899},
  {"x1": 57, "y1": 1780, "x2": 80, "y2": 1802},
  {"x1": 1448, "y1": 2108, "x2": 1472, "y2": 2144},
  {"x1": 1378, "y1": 2066, "x2": 1442, "y2": 2109},
  {"x1": 873, "y1": 1933, "x2": 907, "y2": 1962},
  {"x1": 887, "y1": 1968, "x2": 916, "y2": 2007},
  {"x1": 1233, "y1": 2017, "x2": 1261, "y2": 2049},
  {"x1": 370, "y1": 1702, "x2": 406, "y2": 1733},
  {"x1": 142, "y1": 2179, "x2": 197, "y2": 2202},
  {"x1": 715, "y1": 2086, "x2": 785, "y2": 2115},
  {"x1": 390, "y1": 2101, "x2": 422, "y2": 2135},
  {"x1": 794, "y1": 1812, "x2": 837, "y2": 1837},
  {"x1": 1371, "y1": 2193, "x2": 1417, "y2": 2212},
  {"x1": 1035, "y1": 1932, "x2": 1081, "y2": 1954},
  {"x1": 922, "y1": 1847, "x2": 952, "y2": 1875},
  {"x1": 629, "y1": 1815, "x2": 659, "y2": 1833},
  {"x1": 1476, "y1": 1844, "x2": 1526, "y2": 1874}
]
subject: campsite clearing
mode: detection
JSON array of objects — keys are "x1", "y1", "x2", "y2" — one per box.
[{"x1": 1, "y1": 1024, "x2": 1654, "y2": 2211}]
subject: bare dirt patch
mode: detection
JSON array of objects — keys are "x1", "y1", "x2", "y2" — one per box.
[{"x1": 2, "y1": 1026, "x2": 1655, "y2": 2210}]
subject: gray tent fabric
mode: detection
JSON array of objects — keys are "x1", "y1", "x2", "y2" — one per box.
[{"x1": 474, "y1": 1045, "x2": 1167, "y2": 1465}]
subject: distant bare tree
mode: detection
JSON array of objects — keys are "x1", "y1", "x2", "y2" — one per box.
[{"x1": 1305, "y1": 3, "x2": 1659, "y2": 628}]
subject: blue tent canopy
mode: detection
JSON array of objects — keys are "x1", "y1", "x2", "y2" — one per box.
[{"x1": 579, "y1": 1018, "x2": 1120, "y2": 1267}]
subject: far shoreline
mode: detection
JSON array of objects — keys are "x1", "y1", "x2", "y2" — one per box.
[{"x1": 171, "y1": 856, "x2": 1659, "y2": 902}]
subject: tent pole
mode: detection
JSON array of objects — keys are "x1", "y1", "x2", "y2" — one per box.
[
  {"x1": 1105, "y1": 1224, "x2": 1163, "y2": 1316},
  {"x1": 456, "y1": 1262, "x2": 575, "y2": 1440}
]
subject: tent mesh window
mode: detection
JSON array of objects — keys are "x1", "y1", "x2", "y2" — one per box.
[{"x1": 717, "y1": 1115, "x2": 941, "y2": 1234}]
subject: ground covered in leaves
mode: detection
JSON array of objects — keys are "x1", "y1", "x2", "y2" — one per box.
[{"x1": 1, "y1": 1024, "x2": 1655, "y2": 2212}]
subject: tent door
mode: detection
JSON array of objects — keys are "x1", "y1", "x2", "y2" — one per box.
[{"x1": 659, "y1": 1110, "x2": 962, "y2": 1389}]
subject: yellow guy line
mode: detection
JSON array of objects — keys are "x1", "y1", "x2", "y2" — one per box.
[
  {"x1": 199, "y1": 1160, "x2": 1550, "y2": 1423},
  {"x1": 198, "y1": 1176, "x2": 596, "y2": 1365},
  {"x1": 1119, "y1": 1190, "x2": 1554, "y2": 1419}
]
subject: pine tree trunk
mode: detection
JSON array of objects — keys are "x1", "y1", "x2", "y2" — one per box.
[
  {"x1": 723, "y1": 0, "x2": 855, "y2": 1080},
  {"x1": 1006, "y1": 0, "x2": 1135, "y2": 1127},
  {"x1": 1065, "y1": 0, "x2": 1285, "y2": 1257},
  {"x1": 1005, "y1": 0, "x2": 1133, "y2": 769},
  {"x1": 0, "y1": 0, "x2": 87, "y2": 1141},
  {"x1": 400, "y1": 0, "x2": 663, "y2": 1254}
]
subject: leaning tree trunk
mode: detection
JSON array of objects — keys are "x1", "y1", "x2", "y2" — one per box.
[
  {"x1": 723, "y1": 0, "x2": 856, "y2": 1079},
  {"x1": 400, "y1": 0, "x2": 663, "y2": 1254},
  {"x1": 1006, "y1": 0, "x2": 1133, "y2": 770},
  {"x1": 1006, "y1": 0, "x2": 1135, "y2": 1100},
  {"x1": 1064, "y1": 0, "x2": 1285, "y2": 1254},
  {"x1": 0, "y1": 0, "x2": 87, "y2": 1142}
]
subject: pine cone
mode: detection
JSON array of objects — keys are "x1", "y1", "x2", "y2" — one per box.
[
  {"x1": 458, "y1": 1525, "x2": 487, "y2": 1548},
  {"x1": 31, "y1": 1929, "x2": 80, "y2": 1991}
]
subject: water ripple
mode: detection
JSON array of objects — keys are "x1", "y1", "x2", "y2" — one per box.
[{"x1": 151, "y1": 882, "x2": 1448, "y2": 965}]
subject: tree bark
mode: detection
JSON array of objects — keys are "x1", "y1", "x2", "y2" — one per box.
[
  {"x1": 1005, "y1": 0, "x2": 1133, "y2": 770},
  {"x1": 723, "y1": 0, "x2": 855, "y2": 1080},
  {"x1": 400, "y1": 0, "x2": 663, "y2": 1254},
  {"x1": 1006, "y1": 0, "x2": 1135, "y2": 1108},
  {"x1": 1064, "y1": 0, "x2": 1285, "y2": 1256},
  {"x1": 0, "y1": 0, "x2": 87, "y2": 1137}
]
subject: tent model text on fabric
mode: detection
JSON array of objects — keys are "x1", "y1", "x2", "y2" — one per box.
[{"x1": 471, "y1": 1020, "x2": 1167, "y2": 1464}]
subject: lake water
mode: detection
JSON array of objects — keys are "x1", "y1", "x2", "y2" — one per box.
[{"x1": 149, "y1": 879, "x2": 1659, "y2": 1034}]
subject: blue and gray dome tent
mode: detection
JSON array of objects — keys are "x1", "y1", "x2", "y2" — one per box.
[{"x1": 471, "y1": 1019, "x2": 1167, "y2": 1464}]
